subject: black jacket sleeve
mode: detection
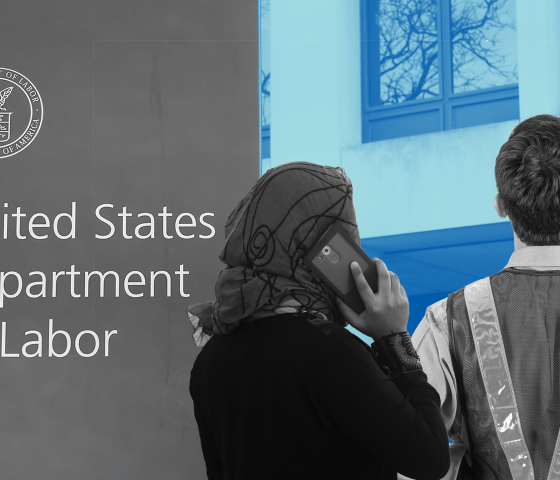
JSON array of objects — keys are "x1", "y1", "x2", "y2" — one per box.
[{"x1": 299, "y1": 326, "x2": 450, "y2": 480}]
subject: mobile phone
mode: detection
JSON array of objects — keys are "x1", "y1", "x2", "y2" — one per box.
[{"x1": 303, "y1": 224, "x2": 378, "y2": 314}]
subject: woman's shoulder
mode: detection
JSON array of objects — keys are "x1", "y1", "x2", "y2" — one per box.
[
  {"x1": 193, "y1": 313, "x2": 374, "y2": 371},
  {"x1": 190, "y1": 314, "x2": 379, "y2": 399},
  {"x1": 265, "y1": 314, "x2": 375, "y2": 361}
]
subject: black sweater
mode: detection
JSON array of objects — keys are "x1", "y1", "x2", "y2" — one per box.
[{"x1": 190, "y1": 314, "x2": 449, "y2": 480}]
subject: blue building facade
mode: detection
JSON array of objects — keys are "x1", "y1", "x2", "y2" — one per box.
[{"x1": 260, "y1": 0, "x2": 560, "y2": 339}]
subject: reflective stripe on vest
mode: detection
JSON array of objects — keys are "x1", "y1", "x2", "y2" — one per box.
[{"x1": 464, "y1": 278, "x2": 534, "y2": 480}]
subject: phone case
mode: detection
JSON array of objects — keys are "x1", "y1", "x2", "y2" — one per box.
[{"x1": 303, "y1": 224, "x2": 378, "y2": 314}]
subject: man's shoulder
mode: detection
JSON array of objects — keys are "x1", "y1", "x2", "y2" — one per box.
[
  {"x1": 412, "y1": 297, "x2": 449, "y2": 350},
  {"x1": 417, "y1": 277, "x2": 495, "y2": 341},
  {"x1": 415, "y1": 284, "x2": 470, "y2": 345},
  {"x1": 425, "y1": 297, "x2": 448, "y2": 323},
  {"x1": 425, "y1": 276, "x2": 495, "y2": 321}
]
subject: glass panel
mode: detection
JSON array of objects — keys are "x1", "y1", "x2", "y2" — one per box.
[
  {"x1": 451, "y1": 0, "x2": 518, "y2": 93},
  {"x1": 371, "y1": 0, "x2": 440, "y2": 106},
  {"x1": 260, "y1": 0, "x2": 271, "y2": 128},
  {"x1": 368, "y1": 109, "x2": 441, "y2": 141},
  {"x1": 452, "y1": 96, "x2": 519, "y2": 128}
]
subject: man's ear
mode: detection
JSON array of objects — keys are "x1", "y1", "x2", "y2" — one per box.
[{"x1": 494, "y1": 194, "x2": 507, "y2": 219}]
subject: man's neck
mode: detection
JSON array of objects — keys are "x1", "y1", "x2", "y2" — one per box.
[{"x1": 513, "y1": 232, "x2": 527, "y2": 251}]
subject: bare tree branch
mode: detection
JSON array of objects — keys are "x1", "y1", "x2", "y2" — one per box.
[{"x1": 375, "y1": 0, "x2": 517, "y2": 104}]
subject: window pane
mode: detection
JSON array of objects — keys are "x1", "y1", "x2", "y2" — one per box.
[
  {"x1": 367, "y1": 109, "x2": 441, "y2": 141},
  {"x1": 370, "y1": 0, "x2": 440, "y2": 106},
  {"x1": 451, "y1": 0, "x2": 518, "y2": 93}
]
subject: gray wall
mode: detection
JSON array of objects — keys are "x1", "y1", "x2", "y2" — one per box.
[{"x1": 0, "y1": 1, "x2": 258, "y2": 478}]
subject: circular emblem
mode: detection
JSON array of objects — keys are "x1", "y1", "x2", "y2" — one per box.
[{"x1": 0, "y1": 68, "x2": 43, "y2": 159}]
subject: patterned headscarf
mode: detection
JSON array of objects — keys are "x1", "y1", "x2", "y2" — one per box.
[{"x1": 188, "y1": 162, "x2": 359, "y2": 346}]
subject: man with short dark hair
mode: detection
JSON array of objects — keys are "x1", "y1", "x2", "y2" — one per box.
[{"x1": 413, "y1": 114, "x2": 560, "y2": 480}]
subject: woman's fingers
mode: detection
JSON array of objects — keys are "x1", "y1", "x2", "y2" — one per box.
[
  {"x1": 373, "y1": 258, "x2": 392, "y2": 296},
  {"x1": 350, "y1": 262, "x2": 376, "y2": 307},
  {"x1": 342, "y1": 260, "x2": 410, "y2": 340},
  {"x1": 388, "y1": 271, "x2": 408, "y2": 303},
  {"x1": 388, "y1": 271, "x2": 401, "y2": 295}
]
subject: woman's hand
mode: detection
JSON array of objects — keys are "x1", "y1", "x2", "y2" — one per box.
[{"x1": 337, "y1": 259, "x2": 409, "y2": 341}]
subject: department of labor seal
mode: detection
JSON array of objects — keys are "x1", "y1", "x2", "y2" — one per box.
[{"x1": 0, "y1": 68, "x2": 43, "y2": 159}]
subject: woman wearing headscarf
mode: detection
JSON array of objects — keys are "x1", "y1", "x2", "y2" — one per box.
[{"x1": 188, "y1": 162, "x2": 449, "y2": 480}]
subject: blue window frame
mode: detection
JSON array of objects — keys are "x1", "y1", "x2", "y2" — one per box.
[{"x1": 361, "y1": 0, "x2": 519, "y2": 143}]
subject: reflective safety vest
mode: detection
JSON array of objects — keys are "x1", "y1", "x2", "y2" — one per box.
[{"x1": 449, "y1": 275, "x2": 560, "y2": 480}]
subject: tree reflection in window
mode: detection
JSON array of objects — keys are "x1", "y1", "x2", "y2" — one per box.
[
  {"x1": 377, "y1": 0, "x2": 439, "y2": 104},
  {"x1": 374, "y1": 0, "x2": 517, "y2": 105},
  {"x1": 452, "y1": 0, "x2": 517, "y2": 93}
]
